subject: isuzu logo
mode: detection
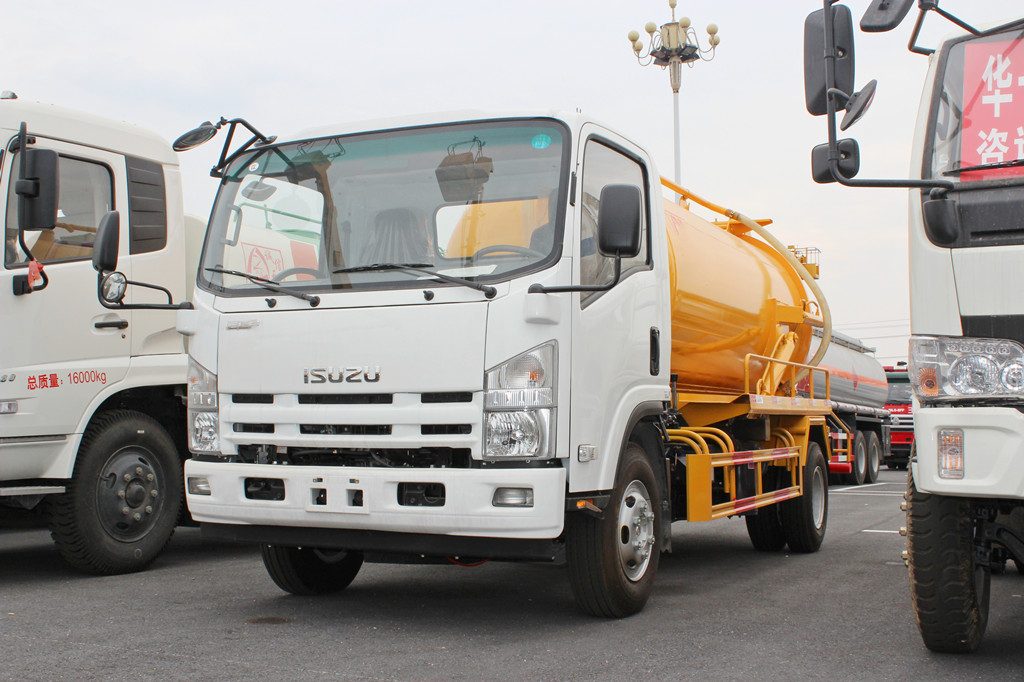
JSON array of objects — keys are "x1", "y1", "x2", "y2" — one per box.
[{"x1": 303, "y1": 367, "x2": 382, "y2": 384}]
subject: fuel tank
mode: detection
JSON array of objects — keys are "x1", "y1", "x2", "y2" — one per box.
[
  {"x1": 804, "y1": 329, "x2": 888, "y2": 408},
  {"x1": 664, "y1": 200, "x2": 813, "y2": 394}
]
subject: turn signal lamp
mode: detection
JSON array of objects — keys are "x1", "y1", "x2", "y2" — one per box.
[{"x1": 937, "y1": 429, "x2": 964, "y2": 479}]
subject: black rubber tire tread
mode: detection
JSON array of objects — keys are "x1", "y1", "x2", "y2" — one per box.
[
  {"x1": 844, "y1": 431, "x2": 867, "y2": 485},
  {"x1": 864, "y1": 431, "x2": 881, "y2": 484},
  {"x1": 780, "y1": 442, "x2": 828, "y2": 553},
  {"x1": 906, "y1": 466, "x2": 989, "y2": 653},
  {"x1": 566, "y1": 443, "x2": 661, "y2": 618},
  {"x1": 261, "y1": 545, "x2": 364, "y2": 595},
  {"x1": 745, "y1": 504, "x2": 786, "y2": 551},
  {"x1": 43, "y1": 410, "x2": 182, "y2": 575}
]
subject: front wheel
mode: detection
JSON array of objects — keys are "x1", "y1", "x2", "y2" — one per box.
[
  {"x1": 43, "y1": 410, "x2": 182, "y2": 574},
  {"x1": 780, "y1": 441, "x2": 828, "y2": 553},
  {"x1": 906, "y1": 467, "x2": 989, "y2": 653},
  {"x1": 566, "y1": 443, "x2": 661, "y2": 617},
  {"x1": 261, "y1": 545, "x2": 364, "y2": 595}
]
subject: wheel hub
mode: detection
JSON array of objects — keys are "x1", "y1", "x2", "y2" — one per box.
[
  {"x1": 617, "y1": 480, "x2": 656, "y2": 581},
  {"x1": 96, "y1": 448, "x2": 163, "y2": 542}
]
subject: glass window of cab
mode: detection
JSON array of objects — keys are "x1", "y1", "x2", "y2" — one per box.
[{"x1": 199, "y1": 120, "x2": 570, "y2": 295}]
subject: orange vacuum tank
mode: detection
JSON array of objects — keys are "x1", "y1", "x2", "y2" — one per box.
[{"x1": 664, "y1": 199, "x2": 813, "y2": 394}]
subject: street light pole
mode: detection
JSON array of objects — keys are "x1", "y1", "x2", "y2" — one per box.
[{"x1": 629, "y1": 0, "x2": 720, "y2": 187}]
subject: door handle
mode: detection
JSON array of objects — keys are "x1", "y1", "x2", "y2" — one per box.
[{"x1": 95, "y1": 319, "x2": 128, "y2": 330}]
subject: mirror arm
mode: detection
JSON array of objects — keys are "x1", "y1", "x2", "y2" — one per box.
[
  {"x1": 211, "y1": 118, "x2": 278, "y2": 178},
  {"x1": 827, "y1": 156, "x2": 954, "y2": 192},
  {"x1": 528, "y1": 255, "x2": 622, "y2": 295},
  {"x1": 95, "y1": 273, "x2": 185, "y2": 310}
]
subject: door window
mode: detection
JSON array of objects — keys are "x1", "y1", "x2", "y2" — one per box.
[
  {"x1": 579, "y1": 140, "x2": 649, "y2": 302},
  {"x1": 5, "y1": 154, "x2": 114, "y2": 266}
]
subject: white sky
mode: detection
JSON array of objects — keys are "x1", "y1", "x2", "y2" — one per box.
[{"x1": 5, "y1": 0, "x2": 1021, "y2": 363}]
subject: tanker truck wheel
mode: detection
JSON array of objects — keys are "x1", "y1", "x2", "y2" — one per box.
[
  {"x1": 906, "y1": 466, "x2": 989, "y2": 653},
  {"x1": 780, "y1": 442, "x2": 827, "y2": 552},
  {"x1": 844, "y1": 431, "x2": 867, "y2": 486},
  {"x1": 566, "y1": 443, "x2": 660, "y2": 617},
  {"x1": 745, "y1": 504, "x2": 786, "y2": 551},
  {"x1": 261, "y1": 545, "x2": 364, "y2": 595},
  {"x1": 864, "y1": 431, "x2": 881, "y2": 484},
  {"x1": 43, "y1": 410, "x2": 182, "y2": 574}
]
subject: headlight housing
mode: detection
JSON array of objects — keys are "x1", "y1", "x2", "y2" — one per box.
[
  {"x1": 483, "y1": 341, "x2": 557, "y2": 459},
  {"x1": 909, "y1": 336, "x2": 1024, "y2": 403},
  {"x1": 187, "y1": 358, "x2": 220, "y2": 454}
]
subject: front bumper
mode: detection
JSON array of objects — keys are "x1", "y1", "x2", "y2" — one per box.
[
  {"x1": 913, "y1": 405, "x2": 1024, "y2": 498},
  {"x1": 185, "y1": 459, "x2": 567, "y2": 539}
]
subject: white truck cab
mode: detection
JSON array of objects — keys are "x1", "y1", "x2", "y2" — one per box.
[{"x1": 0, "y1": 94, "x2": 198, "y2": 573}]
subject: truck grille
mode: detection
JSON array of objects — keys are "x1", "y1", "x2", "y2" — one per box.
[{"x1": 222, "y1": 390, "x2": 483, "y2": 461}]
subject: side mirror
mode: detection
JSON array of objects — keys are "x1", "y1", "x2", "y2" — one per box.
[
  {"x1": 812, "y1": 139, "x2": 861, "y2": 183},
  {"x1": 804, "y1": 5, "x2": 856, "y2": 116},
  {"x1": 16, "y1": 148, "x2": 59, "y2": 231},
  {"x1": 596, "y1": 184, "x2": 642, "y2": 258},
  {"x1": 92, "y1": 211, "x2": 120, "y2": 273},
  {"x1": 860, "y1": 0, "x2": 915, "y2": 33}
]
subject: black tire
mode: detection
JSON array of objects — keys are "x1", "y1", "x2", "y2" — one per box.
[
  {"x1": 566, "y1": 443, "x2": 661, "y2": 617},
  {"x1": 780, "y1": 441, "x2": 828, "y2": 553},
  {"x1": 261, "y1": 545, "x2": 364, "y2": 595},
  {"x1": 43, "y1": 410, "x2": 182, "y2": 574},
  {"x1": 865, "y1": 431, "x2": 881, "y2": 484},
  {"x1": 844, "y1": 431, "x2": 867, "y2": 485},
  {"x1": 906, "y1": 466, "x2": 989, "y2": 653},
  {"x1": 745, "y1": 504, "x2": 786, "y2": 551}
]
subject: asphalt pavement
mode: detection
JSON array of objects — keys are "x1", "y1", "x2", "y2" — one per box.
[{"x1": 2, "y1": 468, "x2": 1024, "y2": 680}]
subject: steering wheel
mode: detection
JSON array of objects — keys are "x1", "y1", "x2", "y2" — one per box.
[
  {"x1": 473, "y1": 244, "x2": 545, "y2": 259},
  {"x1": 274, "y1": 267, "x2": 322, "y2": 281}
]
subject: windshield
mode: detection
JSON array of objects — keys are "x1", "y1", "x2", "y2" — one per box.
[
  {"x1": 928, "y1": 28, "x2": 1024, "y2": 181},
  {"x1": 887, "y1": 378, "x2": 912, "y2": 404},
  {"x1": 198, "y1": 119, "x2": 568, "y2": 296}
]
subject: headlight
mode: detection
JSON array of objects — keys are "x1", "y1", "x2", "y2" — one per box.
[
  {"x1": 909, "y1": 336, "x2": 1024, "y2": 402},
  {"x1": 187, "y1": 358, "x2": 220, "y2": 453},
  {"x1": 483, "y1": 341, "x2": 557, "y2": 459}
]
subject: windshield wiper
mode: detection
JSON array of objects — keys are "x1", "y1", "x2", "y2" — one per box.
[
  {"x1": 333, "y1": 262, "x2": 496, "y2": 299},
  {"x1": 205, "y1": 266, "x2": 320, "y2": 307},
  {"x1": 944, "y1": 158, "x2": 1024, "y2": 176}
]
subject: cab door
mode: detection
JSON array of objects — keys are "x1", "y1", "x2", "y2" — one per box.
[
  {"x1": 568, "y1": 129, "x2": 667, "y2": 492},
  {"x1": 0, "y1": 135, "x2": 132, "y2": 438}
]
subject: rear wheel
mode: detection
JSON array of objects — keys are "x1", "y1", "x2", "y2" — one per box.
[
  {"x1": 864, "y1": 431, "x2": 881, "y2": 484},
  {"x1": 780, "y1": 441, "x2": 828, "y2": 553},
  {"x1": 261, "y1": 545, "x2": 364, "y2": 595},
  {"x1": 906, "y1": 466, "x2": 989, "y2": 653},
  {"x1": 745, "y1": 504, "x2": 786, "y2": 551},
  {"x1": 844, "y1": 431, "x2": 867, "y2": 485},
  {"x1": 566, "y1": 443, "x2": 660, "y2": 617}
]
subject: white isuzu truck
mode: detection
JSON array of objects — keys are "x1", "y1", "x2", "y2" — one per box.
[
  {"x1": 804, "y1": 0, "x2": 1024, "y2": 653},
  {"x1": 0, "y1": 94, "x2": 198, "y2": 573},
  {"x1": 115, "y1": 109, "x2": 839, "y2": 617}
]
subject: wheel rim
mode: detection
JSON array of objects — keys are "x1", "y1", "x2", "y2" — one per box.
[
  {"x1": 617, "y1": 480, "x2": 656, "y2": 581},
  {"x1": 810, "y1": 465, "x2": 826, "y2": 529},
  {"x1": 855, "y1": 441, "x2": 866, "y2": 477},
  {"x1": 95, "y1": 446, "x2": 166, "y2": 542},
  {"x1": 868, "y1": 443, "x2": 879, "y2": 476}
]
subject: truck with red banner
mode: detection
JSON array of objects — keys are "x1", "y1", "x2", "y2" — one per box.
[
  {"x1": 883, "y1": 363, "x2": 913, "y2": 470},
  {"x1": 804, "y1": 0, "x2": 1024, "y2": 653},
  {"x1": 0, "y1": 93, "x2": 201, "y2": 574}
]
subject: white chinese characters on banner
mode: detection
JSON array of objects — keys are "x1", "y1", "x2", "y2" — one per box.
[{"x1": 962, "y1": 38, "x2": 1024, "y2": 180}]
